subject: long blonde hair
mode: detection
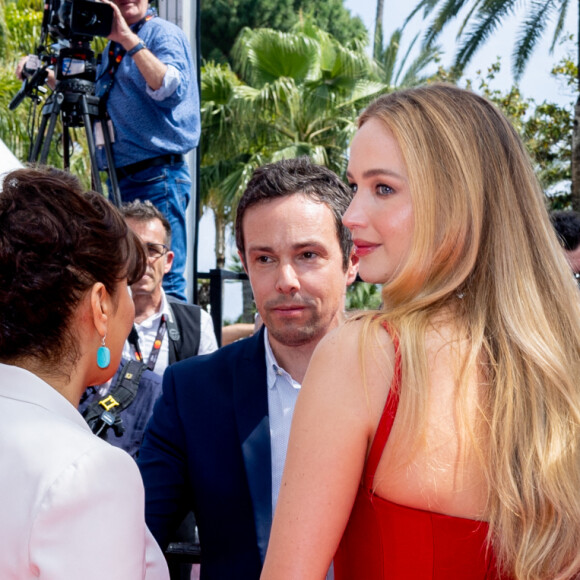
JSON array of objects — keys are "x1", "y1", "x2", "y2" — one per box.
[{"x1": 357, "y1": 84, "x2": 580, "y2": 579}]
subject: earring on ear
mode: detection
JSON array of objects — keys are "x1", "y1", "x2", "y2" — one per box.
[{"x1": 97, "y1": 335, "x2": 111, "y2": 369}]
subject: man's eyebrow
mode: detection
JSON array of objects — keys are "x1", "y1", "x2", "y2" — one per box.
[
  {"x1": 246, "y1": 241, "x2": 328, "y2": 253},
  {"x1": 292, "y1": 241, "x2": 327, "y2": 251},
  {"x1": 246, "y1": 244, "x2": 274, "y2": 253}
]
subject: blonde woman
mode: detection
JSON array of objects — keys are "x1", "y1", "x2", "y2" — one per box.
[{"x1": 261, "y1": 85, "x2": 580, "y2": 579}]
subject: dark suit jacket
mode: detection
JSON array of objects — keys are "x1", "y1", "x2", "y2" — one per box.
[{"x1": 138, "y1": 328, "x2": 271, "y2": 580}]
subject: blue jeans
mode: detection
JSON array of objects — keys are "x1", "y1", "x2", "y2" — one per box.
[{"x1": 117, "y1": 162, "x2": 191, "y2": 301}]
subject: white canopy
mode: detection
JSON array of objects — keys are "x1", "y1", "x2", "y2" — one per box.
[{"x1": 0, "y1": 139, "x2": 23, "y2": 188}]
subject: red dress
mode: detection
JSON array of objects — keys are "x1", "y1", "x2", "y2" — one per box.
[{"x1": 333, "y1": 330, "x2": 507, "y2": 579}]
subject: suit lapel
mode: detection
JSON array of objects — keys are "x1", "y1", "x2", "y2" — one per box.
[{"x1": 233, "y1": 329, "x2": 272, "y2": 563}]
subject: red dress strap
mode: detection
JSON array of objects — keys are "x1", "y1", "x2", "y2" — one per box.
[{"x1": 363, "y1": 322, "x2": 402, "y2": 490}]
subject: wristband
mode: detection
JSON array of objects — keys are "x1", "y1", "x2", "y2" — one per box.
[{"x1": 127, "y1": 41, "x2": 147, "y2": 57}]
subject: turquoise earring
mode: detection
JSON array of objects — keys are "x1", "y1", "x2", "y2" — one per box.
[{"x1": 97, "y1": 336, "x2": 111, "y2": 369}]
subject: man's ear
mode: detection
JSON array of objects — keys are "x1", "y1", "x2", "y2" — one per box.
[
  {"x1": 238, "y1": 250, "x2": 249, "y2": 274},
  {"x1": 345, "y1": 251, "x2": 359, "y2": 287},
  {"x1": 164, "y1": 250, "x2": 175, "y2": 275},
  {"x1": 90, "y1": 282, "x2": 110, "y2": 336}
]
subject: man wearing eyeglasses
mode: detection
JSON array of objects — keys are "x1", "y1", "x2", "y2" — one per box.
[{"x1": 120, "y1": 200, "x2": 218, "y2": 375}]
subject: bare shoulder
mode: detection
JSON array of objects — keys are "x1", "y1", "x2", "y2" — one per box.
[
  {"x1": 304, "y1": 316, "x2": 396, "y2": 422},
  {"x1": 313, "y1": 316, "x2": 394, "y2": 364}
]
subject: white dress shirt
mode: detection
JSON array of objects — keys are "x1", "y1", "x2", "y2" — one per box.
[
  {"x1": 122, "y1": 289, "x2": 218, "y2": 376},
  {"x1": 264, "y1": 328, "x2": 302, "y2": 513},
  {"x1": 264, "y1": 331, "x2": 335, "y2": 580}
]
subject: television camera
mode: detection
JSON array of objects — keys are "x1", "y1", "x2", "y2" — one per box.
[{"x1": 10, "y1": 0, "x2": 122, "y2": 205}]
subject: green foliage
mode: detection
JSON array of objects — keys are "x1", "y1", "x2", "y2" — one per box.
[
  {"x1": 200, "y1": 0, "x2": 367, "y2": 64},
  {"x1": 0, "y1": 0, "x2": 43, "y2": 162},
  {"x1": 201, "y1": 24, "x2": 386, "y2": 213},
  {"x1": 468, "y1": 57, "x2": 574, "y2": 207},
  {"x1": 378, "y1": 27, "x2": 443, "y2": 88},
  {"x1": 293, "y1": 0, "x2": 368, "y2": 48},
  {"x1": 5, "y1": 0, "x2": 42, "y2": 54},
  {"x1": 346, "y1": 282, "x2": 382, "y2": 311}
]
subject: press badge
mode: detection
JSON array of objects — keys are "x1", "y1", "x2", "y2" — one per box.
[{"x1": 94, "y1": 120, "x2": 115, "y2": 147}]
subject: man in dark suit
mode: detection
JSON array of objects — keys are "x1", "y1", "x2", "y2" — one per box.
[{"x1": 138, "y1": 157, "x2": 358, "y2": 579}]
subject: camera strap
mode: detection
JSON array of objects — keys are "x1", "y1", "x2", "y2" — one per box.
[
  {"x1": 82, "y1": 359, "x2": 147, "y2": 438},
  {"x1": 98, "y1": 8, "x2": 157, "y2": 106}
]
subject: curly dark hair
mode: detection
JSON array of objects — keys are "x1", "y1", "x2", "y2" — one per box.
[
  {"x1": 235, "y1": 157, "x2": 353, "y2": 271},
  {"x1": 0, "y1": 166, "x2": 147, "y2": 365}
]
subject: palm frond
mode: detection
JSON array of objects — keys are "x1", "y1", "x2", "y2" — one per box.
[
  {"x1": 399, "y1": 43, "x2": 443, "y2": 87},
  {"x1": 549, "y1": 0, "x2": 570, "y2": 52},
  {"x1": 404, "y1": 0, "x2": 442, "y2": 27},
  {"x1": 421, "y1": 0, "x2": 471, "y2": 48},
  {"x1": 381, "y1": 28, "x2": 403, "y2": 86},
  {"x1": 453, "y1": 0, "x2": 518, "y2": 73},
  {"x1": 512, "y1": 1, "x2": 555, "y2": 79},
  {"x1": 232, "y1": 27, "x2": 319, "y2": 87}
]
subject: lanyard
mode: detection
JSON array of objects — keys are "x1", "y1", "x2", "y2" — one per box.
[{"x1": 128, "y1": 315, "x2": 167, "y2": 372}]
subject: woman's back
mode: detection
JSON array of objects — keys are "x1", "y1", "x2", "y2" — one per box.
[
  {"x1": 334, "y1": 321, "x2": 506, "y2": 579},
  {"x1": 369, "y1": 319, "x2": 488, "y2": 517}
]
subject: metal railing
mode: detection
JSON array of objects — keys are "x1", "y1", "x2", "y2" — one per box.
[{"x1": 197, "y1": 268, "x2": 249, "y2": 346}]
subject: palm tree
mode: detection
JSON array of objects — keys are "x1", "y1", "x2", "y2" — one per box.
[
  {"x1": 406, "y1": 0, "x2": 580, "y2": 208},
  {"x1": 200, "y1": 23, "x2": 387, "y2": 266},
  {"x1": 374, "y1": 0, "x2": 384, "y2": 59}
]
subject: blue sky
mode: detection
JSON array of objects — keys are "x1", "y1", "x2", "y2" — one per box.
[{"x1": 343, "y1": 0, "x2": 578, "y2": 106}]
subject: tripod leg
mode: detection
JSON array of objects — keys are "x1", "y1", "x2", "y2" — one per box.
[
  {"x1": 62, "y1": 126, "x2": 71, "y2": 169},
  {"x1": 101, "y1": 117, "x2": 122, "y2": 208},
  {"x1": 39, "y1": 92, "x2": 64, "y2": 164},
  {"x1": 29, "y1": 93, "x2": 60, "y2": 163},
  {"x1": 79, "y1": 93, "x2": 104, "y2": 195}
]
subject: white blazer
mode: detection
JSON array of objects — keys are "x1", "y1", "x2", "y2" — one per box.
[{"x1": 0, "y1": 363, "x2": 169, "y2": 580}]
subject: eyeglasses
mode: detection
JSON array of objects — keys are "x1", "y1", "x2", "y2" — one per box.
[{"x1": 145, "y1": 242, "x2": 169, "y2": 260}]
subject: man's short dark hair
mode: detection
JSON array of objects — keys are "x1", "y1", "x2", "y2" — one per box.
[
  {"x1": 235, "y1": 157, "x2": 353, "y2": 270},
  {"x1": 121, "y1": 200, "x2": 172, "y2": 246},
  {"x1": 551, "y1": 210, "x2": 580, "y2": 251}
]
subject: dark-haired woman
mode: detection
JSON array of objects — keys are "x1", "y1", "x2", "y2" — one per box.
[{"x1": 0, "y1": 167, "x2": 168, "y2": 579}]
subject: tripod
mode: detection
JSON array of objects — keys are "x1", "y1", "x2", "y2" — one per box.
[{"x1": 29, "y1": 77, "x2": 122, "y2": 207}]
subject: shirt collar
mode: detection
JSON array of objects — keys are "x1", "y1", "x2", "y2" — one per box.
[
  {"x1": 0, "y1": 363, "x2": 93, "y2": 432},
  {"x1": 136, "y1": 289, "x2": 168, "y2": 330},
  {"x1": 159, "y1": 288, "x2": 171, "y2": 317},
  {"x1": 263, "y1": 328, "x2": 299, "y2": 390}
]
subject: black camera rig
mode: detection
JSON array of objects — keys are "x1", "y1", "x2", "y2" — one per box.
[{"x1": 10, "y1": 0, "x2": 122, "y2": 205}]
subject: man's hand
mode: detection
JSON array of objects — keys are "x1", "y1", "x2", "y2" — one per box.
[
  {"x1": 15, "y1": 55, "x2": 40, "y2": 80},
  {"x1": 14, "y1": 55, "x2": 56, "y2": 90},
  {"x1": 102, "y1": 0, "x2": 141, "y2": 50},
  {"x1": 100, "y1": 0, "x2": 168, "y2": 92}
]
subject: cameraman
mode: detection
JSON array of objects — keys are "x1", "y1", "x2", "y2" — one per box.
[{"x1": 16, "y1": 0, "x2": 199, "y2": 303}]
